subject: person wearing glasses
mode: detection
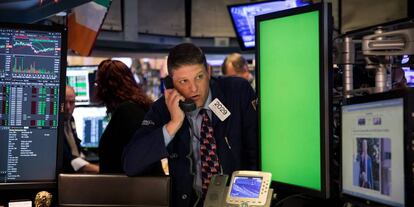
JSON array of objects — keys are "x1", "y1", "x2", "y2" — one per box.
[{"x1": 62, "y1": 85, "x2": 99, "y2": 173}]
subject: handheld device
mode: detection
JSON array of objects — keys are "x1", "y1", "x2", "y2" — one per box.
[{"x1": 163, "y1": 75, "x2": 196, "y2": 112}]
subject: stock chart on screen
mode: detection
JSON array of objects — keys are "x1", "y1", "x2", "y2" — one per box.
[
  {"x1": 0, "y1": 26, "x2": 64, "y2": 183},
  {"x1": 0, "y1": 28, "x2": 61, "y2": 128},
  {"x1": 9, "y1": 31, "x2": 60, "y2": 80}
]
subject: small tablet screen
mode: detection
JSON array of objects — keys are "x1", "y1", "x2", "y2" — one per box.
[{"x1": 230, "y1": 176, "x2": 262, "y2": 198}]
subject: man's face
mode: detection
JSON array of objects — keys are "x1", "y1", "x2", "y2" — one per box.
[
  {"x1": 64, "y1": 87, "x2": 76, "y2": 118},
  {"x1": 171, "y1": 64, "x2": 210, "y2": 108}
]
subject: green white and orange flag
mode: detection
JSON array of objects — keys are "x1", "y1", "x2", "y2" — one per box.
[{"x1": 68, "y1": 0, "x2": 111, "y2": 56}]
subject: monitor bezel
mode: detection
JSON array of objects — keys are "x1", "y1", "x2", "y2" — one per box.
[
  {"x1": 340, "y1": 89, "x2": 414, "y2": 207},
  {"x1": 0, "y1": 22, "x2": 67, "y2": 190},
  {"x1": 255, "y1": 3, "x2": 333, "y2": 199},
  {"x1": 227, "y1": 0, "x2": 311, "y2": 51},
  {"x1": 66, "y1": 65, "x2": 99, "y2": 70}
]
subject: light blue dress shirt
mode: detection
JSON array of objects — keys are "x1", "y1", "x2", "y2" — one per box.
[{"x1": 162, "y1": 89, "x2": 212, "y2": 193}]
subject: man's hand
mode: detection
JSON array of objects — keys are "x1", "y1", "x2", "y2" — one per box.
[{"x1": 164, "y1": 89, "x2": 185, "y2": 137}]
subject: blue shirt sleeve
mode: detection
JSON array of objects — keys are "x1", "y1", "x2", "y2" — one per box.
[{"x1": 162, "y1": 125, "x2": 173, "y2": 146}]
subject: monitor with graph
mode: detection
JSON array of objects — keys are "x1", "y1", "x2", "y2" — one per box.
[
  {"x1": 66, "y1": 65, "x2": 98, "y2": 105},
  {"x1": 72, "y1": 105, "x2": 108, "y2": 148},
  {"x1": 0, "y1": 23, "x2": 66, "y2": 190}
]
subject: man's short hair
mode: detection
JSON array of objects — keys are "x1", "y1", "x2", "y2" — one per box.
[
  {"x1": 221, "y1": 53, "x2": 248, "y2": 75},
  {"x1": 167, "y1": 43, "x2": 208, "y2": 75}
]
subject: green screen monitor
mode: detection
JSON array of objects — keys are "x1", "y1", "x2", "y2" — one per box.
[{"x1": 256, "y1": 3, "x2": 332, "y2": 198}]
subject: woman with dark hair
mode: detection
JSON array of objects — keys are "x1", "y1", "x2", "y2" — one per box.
[{"x1": 95, "y1": 59, "x2": 153, "y2": 173}]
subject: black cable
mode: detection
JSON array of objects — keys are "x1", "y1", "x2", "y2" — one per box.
[
  {"x1": 187, "y1": 113, "x2": 201, "y2": 142},
  {"x1": 272, "y1": 193, "x2": 305, "y2": 207}
]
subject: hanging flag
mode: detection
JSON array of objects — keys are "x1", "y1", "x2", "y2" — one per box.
[{"x1": 68, "y1": 0, "x2": 111, "y2": 56}]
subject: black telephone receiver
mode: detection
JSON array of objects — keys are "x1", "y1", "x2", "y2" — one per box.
[{"x1": 163, "y1": 75, "x2": 197, "y2": 112}]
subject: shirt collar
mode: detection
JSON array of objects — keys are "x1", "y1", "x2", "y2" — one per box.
[
  {"x1": 186, "y1": 88, "x2": 212, "y2": 117},
  {"x1": 203, "y1": 88, "x2": 212, "y2": 110}
]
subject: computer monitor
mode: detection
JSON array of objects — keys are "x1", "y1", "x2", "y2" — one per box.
[
  {"x1": 341, "y1": 90, "x2": 414, "y2": 207},
  {"x1": 0, "y1": 23, "x2": 66, "y2": 190},
  {"x1": 227, "y1": 0, "x2": 311, "y2": 50},
  {"x1": 401, "y1": 55, "x2": 414, "y2": 86},
  {"x1": 72, "y1": 105, "x2": 108, "y2": 148},
  {"x1": 66, "y1": 65, "x2": 98, "y2": 105},
  {"x1": 256, "y1": 3, "x2": 332, "y2": 198}
]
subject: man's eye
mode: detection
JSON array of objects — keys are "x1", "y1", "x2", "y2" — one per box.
[
  {"x1": 196, "y1": 74, "x2": 204, "y2": 80},
  {"x1": 179, "y1": 80, "x2": 187, "y2": 84}
]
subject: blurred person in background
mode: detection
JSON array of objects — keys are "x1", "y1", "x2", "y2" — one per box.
[
  {"x1": 221, "y1": 53, "x2": 255, "y2": 90},
  {"x1": 62, "y1": 85, "x2": 99, "y2": 173},
  {"x1": 95, "y1": 59, "x2": 153, "y2": 173}
]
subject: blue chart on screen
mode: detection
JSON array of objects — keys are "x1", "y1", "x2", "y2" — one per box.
[
  {"x1": 230, "y1": 177, "x2": 262, "y2": 198},
  {"x1": 72, "y1": 106, "x2": 108, "y2": 148}
]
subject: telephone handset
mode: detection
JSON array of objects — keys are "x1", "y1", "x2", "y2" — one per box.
[
  {"x1": 163, "y1": 75, "x2": 196, "y2": 112},
  {"x1": 204, "y1": 171, "x2": 274, "y2": 207}
]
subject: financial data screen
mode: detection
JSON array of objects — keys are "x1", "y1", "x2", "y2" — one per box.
[
  {"x1": 66, "y1": 66, "x2": 98, "y2": 105},
  {"x1": 230, "y1": 176, "x2": 262, "y2": 198},
  {"x1": 0, "y1": 26, "x2": 63, "y2": 182},
  {"x1": 72, "y1": 106, "x2": 108, "y2": 148}
]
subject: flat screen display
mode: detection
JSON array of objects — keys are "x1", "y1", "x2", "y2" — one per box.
[
  {"x1": 72, "y1": 106, "x2": 108, "y2": 148},
  {"x1": 0, "y1": 23, "x2": 66, "y2": 185},
  {"x1": 342, "y1": 98, "x2": 405, "y2": 206},
  {"x1": 257, "y1": 3, "x2": 332, "y2": 198},
  {"x1": 66, "y1": 66, "x2": 98, "y2": 105},
  {"x1": 401, "y1": 55, "x2": 414, "y2": 86},
  {"x1": 230, "y1": 176, "x2": 262, "y2": 198},
  {"x1": 228, "y1": 0, "x2": 310, "y2": 50}
]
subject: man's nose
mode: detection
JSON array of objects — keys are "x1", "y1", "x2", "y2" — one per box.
[{"x1": 189, "y1": 82, "x2": 197, "y2": 92}]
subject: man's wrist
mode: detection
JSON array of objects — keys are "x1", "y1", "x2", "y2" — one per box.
[
  {"x1": 166, "y1": 120, "x2": 182, "y2": 137},
  {"x1": 71, "y1": 157, "x2": 90, "y2": 171}
]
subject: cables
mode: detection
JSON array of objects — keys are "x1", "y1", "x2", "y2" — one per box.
[{"x1": 272, "y1": 193, "x2": 305, "y2": 207}]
